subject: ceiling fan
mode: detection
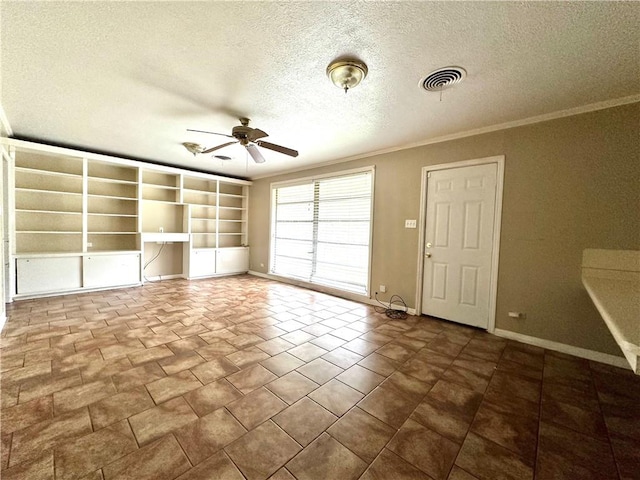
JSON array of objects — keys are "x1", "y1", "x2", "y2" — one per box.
[{"x1": 184, "y1": 117, "x2": 298, "y2": 164}]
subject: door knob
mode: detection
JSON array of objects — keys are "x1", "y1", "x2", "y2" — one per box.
[{"x1": 425, "y1": 252, "x2": 432, "y2": 258}]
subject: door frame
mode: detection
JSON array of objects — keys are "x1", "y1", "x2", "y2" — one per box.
[{"x1": 415, "y1": 155, "x2": 505, "y2": 332}]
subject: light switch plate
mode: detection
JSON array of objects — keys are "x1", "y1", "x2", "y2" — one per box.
[{"x1": 405, "y1": 219, "x2": 417, "y2": 229}]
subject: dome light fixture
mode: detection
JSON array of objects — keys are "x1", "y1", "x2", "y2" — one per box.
[{"x1": 327, "y1": 59, "x2": 368, "y2": 93}]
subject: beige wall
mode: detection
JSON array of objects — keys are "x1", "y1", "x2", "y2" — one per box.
[
  {"x1": 248, "y1": 103, "x2": 639, "y2": 356},
  {"x1": 143, "y1": 243, "x2": 184, "y2": 278}
]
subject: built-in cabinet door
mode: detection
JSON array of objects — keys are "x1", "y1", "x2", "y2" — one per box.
[
  {"x1": 17, "y1": 257, "x2": 82, "y2": 294},
  {"x1": 216, "y1": 247, "x2": 249, "y2": 274},
  {"x1": 189, "y1": 249, "x2": 217, "y2": 278},
  {"x1": 84, "y1": 253, "x2": 141, "y2": 288}
]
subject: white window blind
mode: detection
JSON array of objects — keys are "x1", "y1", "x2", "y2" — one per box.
[{"x1": 271, "y1": 169, "x2": 373, "y2": 295}]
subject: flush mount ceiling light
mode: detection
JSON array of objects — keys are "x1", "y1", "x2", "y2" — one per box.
[
  {"x1": 420, "y1": 66, "x2": 467, "y2": 92},
  {"x1": 327, "y1": 59, "x2": 368, "y2": 93}
]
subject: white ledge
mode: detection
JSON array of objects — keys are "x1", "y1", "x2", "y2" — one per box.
[
  {"x1": 141, "y1": 232, "x2": 189, "y2": 242},
  {"x1": 582, "y1": 249, "x2": 640, "y2": 374}
]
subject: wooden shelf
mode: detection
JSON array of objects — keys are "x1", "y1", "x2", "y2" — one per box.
[
  {"x1": 88, "y1": 212, "x2": 138, "y2": 218},
  {"x1": 190, "y1": 204, "x2": 217, "y2": 210},
  {"x1": 143, "y1": 184, "x2": 179, "y2": 191},
  {"x1": 15, "y1": 187, "x2": 82, "y2": 196},
  {"x1": 88, "y1": 176, "x2": 137, "y2": 185},
  {"x1": 17, "y1": 230, "x2": 82, "y2": 234},
  {"x1": 15, "y1": 167, "x2": 82, "y2": 179},
  {"x1": 88, "y1": 193, "x2": 137, "y2": 201},
  {"x1": 184, "y1": 188, "x2": 216, "y2": 196},
  {"x1": 142, "y1": 232, "x2": 189, "y2": 242},
  {"x1": 16, "y1": 209, "x2": 81, "y2": 215}
]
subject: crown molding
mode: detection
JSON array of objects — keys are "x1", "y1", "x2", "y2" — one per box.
[{"x1": 251, "y1": 94, "x2": 640, "y2": 180}]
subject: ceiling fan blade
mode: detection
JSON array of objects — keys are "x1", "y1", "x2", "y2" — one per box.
[
  {"x1": 247, "y1": 128, "x2": 268, "y2": 142},
  {"x1": 202, "y1": 141, "x2": 238, "y2": 154},
  {"x1": 246, "y1": 144, "x2": 266, "y2": 164},
  {"x1": 256, "y1": 140, "x2": 299, "y2": 157},
  {"x1": 187, "y1": 128, "x2": 234, "y2": 139}
]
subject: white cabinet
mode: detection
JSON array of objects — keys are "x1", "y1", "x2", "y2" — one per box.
[
  {"x1": 185, "y1": 247, "x2": 249, "y2": 278},
  {"x1": 188, "y1": 249, "x2": 217, "y2": 278},
  {"x1": 16, "y1": 254, "x2": 141, "y2": 296},
  {"x1": 84, "y1": 253, "x2": 141, "y2": 288},
  {"x1": 216, "y1": 247, "x2": 249, "y2": 274},
  {"x1": 16, "y1": 256, "x2": 82, "y2": 295}
]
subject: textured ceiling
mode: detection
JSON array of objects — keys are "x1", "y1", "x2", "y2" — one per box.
[{"x1": 1, "y1": 2, "x2": 639, "y2": 179}]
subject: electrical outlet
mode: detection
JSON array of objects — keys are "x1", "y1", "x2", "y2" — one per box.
[
  {"x1": 380, "y1": 285, "x2": 387, "y2": 293},
  {"x1": 405, "y1": 219, "x2": 417, "y2": 229},
  {"x1": 87, "y1": 242, "x2": 93, "y2": 248},
  {"x1": 159, "y1": 227, "x2": 164, "y2": 233}
]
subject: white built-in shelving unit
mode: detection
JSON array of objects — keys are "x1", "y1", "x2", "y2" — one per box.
[
  {"x1": 87, "y1": 161, "x2": 139, "y2": 252},
  {"x1": 14, "y1": 151, "x2": 84, "y2": 254},
  {"x1": 4, "y1": 139, "x2": 251, "y2": 298}
]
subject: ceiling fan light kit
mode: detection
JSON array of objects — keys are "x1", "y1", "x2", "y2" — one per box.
[
  {"x1": 327, "y1": 59, "x2": 368, "y2": 93},
  {"x1": 182, "y1": 142, "x2": 205, "y2": 156},
  {"x1": 185, "y1": 118, "x2": 298, "y2": 163}
]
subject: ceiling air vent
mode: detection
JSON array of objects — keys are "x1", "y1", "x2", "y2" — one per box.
[{"x1": 421, "y1": 67, "x2": 466, "y2": 92}]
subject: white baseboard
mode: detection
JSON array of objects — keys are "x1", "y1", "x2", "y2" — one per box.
[
  {"x1": 248, "y1": 270, "x2": 417, "y2": 315},
  {"x1": 143, "y1": 274, "x2": 183, "y2": 282},
  {"x1": 494, "y1": 328, "x2": 630, "y2": 370},
  {"x1": 0, "y1": 314, "x2": 6, "y2": 334},
  {"x1": 12, "y1": 282, "x2": 143, "y2": 301}
]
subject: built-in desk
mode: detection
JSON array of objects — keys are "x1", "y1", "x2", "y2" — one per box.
[
  {"x1": 141, "y1": 232, "x2": 190, "y2": 243},
  {"x1": 582, "y1": 249, "x2": 640, "y2": 374}
]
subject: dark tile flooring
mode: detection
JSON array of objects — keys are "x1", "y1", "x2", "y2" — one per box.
[{"x1": 1, "y1": 275, "x2": 639, "y2": 479}]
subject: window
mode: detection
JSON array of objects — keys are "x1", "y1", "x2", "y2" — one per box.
[{"x1": 270, "y1": 168, "x2": 374, "y2": 295}]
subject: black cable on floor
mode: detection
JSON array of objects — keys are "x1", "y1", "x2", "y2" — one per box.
[{"x1": 374, "y1": 292, "x2": 408, "y2": 319}]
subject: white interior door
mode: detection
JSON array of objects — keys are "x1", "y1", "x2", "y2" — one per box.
[{"x1": 421, "y1": 163, "x2": 497, "y2": 328}]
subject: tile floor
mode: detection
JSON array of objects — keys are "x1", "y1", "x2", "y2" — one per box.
[{"x1": 1, "y1": 275, "x2": 639, "y2": 480}]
